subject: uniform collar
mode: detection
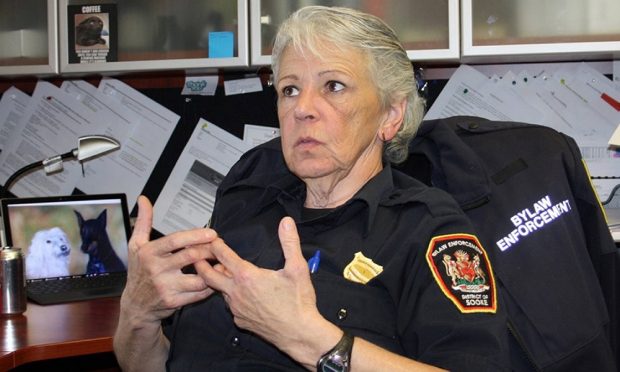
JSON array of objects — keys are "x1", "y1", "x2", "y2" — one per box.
[
  {"x1": 221, "y1": 137, "x2": 425, "y2": 236},
  {"x1": 265, "y1": 163, "x2": 405, "y2": 237},
  {"x1": 410, "y1": 116, "x2": 493, "y2": 210}
]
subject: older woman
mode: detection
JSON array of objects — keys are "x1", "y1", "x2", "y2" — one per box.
[{"x1": 114, "y1": 6, "x2": 509, "y2": 372}]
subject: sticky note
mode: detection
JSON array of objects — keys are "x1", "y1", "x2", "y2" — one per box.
[
  {"x1": 208, "y1": 31, "x2": 234, "y2": 58},
  {"x1": 182, "y1": 75, "x2": 219, "y2": 96}
]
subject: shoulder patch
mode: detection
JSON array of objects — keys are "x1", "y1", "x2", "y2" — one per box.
[{"x1": 425, "y1": 233, "x2": 497, "y2": 313}]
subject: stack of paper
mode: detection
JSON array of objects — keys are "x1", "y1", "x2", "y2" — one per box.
[
  {"x1": 0, "y1": 78, "x2": 180, "y2": 209},
  {"x1": 0, "y1": 77, "x2": 281, "y2": 234}
]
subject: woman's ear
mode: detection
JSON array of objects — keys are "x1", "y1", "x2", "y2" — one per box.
[{"x1": 379, "y1": 98, "x2": 406, "y2": 141}]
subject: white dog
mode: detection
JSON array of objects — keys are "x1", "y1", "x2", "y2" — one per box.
[{"x1": 26, "y1": 227, "x2": 72, "y2": 279}]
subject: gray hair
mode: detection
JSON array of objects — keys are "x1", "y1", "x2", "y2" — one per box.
[{"x1": 271, "y1": 6, "x2": 425, "y2": 164}]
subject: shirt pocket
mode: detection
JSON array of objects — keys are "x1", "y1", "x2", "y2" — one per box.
[{"x1": 312, "y1": 272, "x2": 402, "y2": 353}]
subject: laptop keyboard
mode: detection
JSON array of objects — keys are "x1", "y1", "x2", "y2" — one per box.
[{"x1": 27, "y1": 274, "x2": 126, "y2": 295}]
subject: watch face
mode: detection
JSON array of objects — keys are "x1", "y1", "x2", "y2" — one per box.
[
  {"x1": 320, "y1": 354, "x2": 348, "y2": 372},
  {"x1": 318, "y1": 332, "x2": 353, "y2": 372}
]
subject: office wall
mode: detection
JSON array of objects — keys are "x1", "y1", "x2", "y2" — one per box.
[{"x1": 0, "y1": 71, "x2": 446, "y2": 223}]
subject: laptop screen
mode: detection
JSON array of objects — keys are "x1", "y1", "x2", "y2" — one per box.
[{"x1": 1, "y1": 194, "x2": 131, "y2": 281}]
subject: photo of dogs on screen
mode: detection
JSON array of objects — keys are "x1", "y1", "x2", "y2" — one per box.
[{"x1": 8, "y1": 202, "x2": 128, "y2": 280}]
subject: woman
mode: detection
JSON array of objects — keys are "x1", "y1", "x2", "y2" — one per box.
[{"x1": 114, "y1": 6, "x2": 509, "y2": 371}]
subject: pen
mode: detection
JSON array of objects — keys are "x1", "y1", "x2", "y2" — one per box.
[{"x1": 308, "y1": 250, "x2": 321, "y2": 274}]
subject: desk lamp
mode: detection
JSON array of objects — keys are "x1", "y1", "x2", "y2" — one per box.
[{"x1": 1, "y1": 135, "x2": 120, "y2": 198}]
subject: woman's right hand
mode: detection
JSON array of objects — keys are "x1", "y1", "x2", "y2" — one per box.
[
  {"x1": 120, "y1": 195, "x2": 219, "y2": 325},
  {"x1": 114, "y1": 195, "x2": 220, "y2": 372}
]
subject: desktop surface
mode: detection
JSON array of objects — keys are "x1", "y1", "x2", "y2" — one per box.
[{"x1": 0, "y1": 296, "x2": 120, "y2": 370}]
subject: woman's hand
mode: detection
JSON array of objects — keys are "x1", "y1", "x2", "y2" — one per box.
[
  {"x1": 195, "y1": 216, "x2": 342, "y2": 367},
  {"x1": 121, "y1": 195, "x2": 219, "y2": 323},
  {"x1": 114, "y1": 195, "x2": 221, "y2": 372}
]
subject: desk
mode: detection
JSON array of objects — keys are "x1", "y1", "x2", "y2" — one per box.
[{"x1": 0, "y1": 297, "x2": 120, "y2": 370}]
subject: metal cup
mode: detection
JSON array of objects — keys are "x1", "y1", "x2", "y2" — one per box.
[{"x1": 1, "y1": 246, "x2": 27, "y2": 315}]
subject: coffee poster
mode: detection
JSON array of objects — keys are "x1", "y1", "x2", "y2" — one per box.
[{"x1": 67, "y1": 4, "x2": 117, "y2": 64}]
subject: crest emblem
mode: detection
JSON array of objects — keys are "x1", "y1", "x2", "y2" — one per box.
[
  {"x1": 442, "y1": 249, "x2": 488, "y2": 291},
  {"x1": 426, "y1": 234, "x2": 497, "y2": 313}
]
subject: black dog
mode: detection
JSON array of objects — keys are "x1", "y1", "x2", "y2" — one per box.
[
  {"x1": 75, "y1": 16, "x2": 106, "y2": 46},
  {"x1": 75, "y1": 210, "x2": 125, "y2": 274}
]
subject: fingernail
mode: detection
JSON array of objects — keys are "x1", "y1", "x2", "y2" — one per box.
[{"x1": 283, "y1": 218, "x2": 292, "y2": 231}]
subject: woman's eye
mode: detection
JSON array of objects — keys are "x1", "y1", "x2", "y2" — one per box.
[
  {"x1": 326, "y1": 81, "x2": 345, "y2": 92},
  {"x1": 281, "y1": 86, "x2": 299, "y2": 97}
]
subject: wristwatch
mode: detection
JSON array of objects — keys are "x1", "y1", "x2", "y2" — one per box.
[{"x1": 317, "y1": 331, "x2": 354, "y2": 372}]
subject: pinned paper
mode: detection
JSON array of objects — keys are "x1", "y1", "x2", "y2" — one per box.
[
  {"x1": 243, "y1": 124, "x2": 280, "y2": 147},
  {"x1": 224, "y1": 77, "x2": 263, "y2": 96},
  {"x1": 182, "y1": 75, "x2": 219, "y2": 96},
  {"x1": 208, "y1": 31, "x2": 234, "y2": 58}
]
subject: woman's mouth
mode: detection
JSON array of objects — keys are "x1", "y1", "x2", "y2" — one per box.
[{"x1": 295, "y1": 137, "x2": 321, "y2": 148}]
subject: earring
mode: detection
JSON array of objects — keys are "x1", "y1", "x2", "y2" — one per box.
[{"x1": 380, "y1": 131, "x2": 387, "y2": 142}]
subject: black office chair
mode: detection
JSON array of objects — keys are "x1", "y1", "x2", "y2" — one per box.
[{"x1": 400, "y1": 115, "x2": 618, "y2": 371}]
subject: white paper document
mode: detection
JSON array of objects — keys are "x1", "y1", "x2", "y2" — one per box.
[
  {"x1": 153, "y1": 119, "x2": 251, "y2": 235},
  {"x1": 224, "y1": 77, "x2": 263, "y2": 96},
  {"x1": 243, "y1": 124, "x2": 280, "y2": 148},
  {"x1": 424, "y1": 65, "x2": 513, "y2": 121},
  {"x1": 60, "y1": 79, "x2": 137, "y2": 151},
  {"x1": 61, "y1": 79, "x2": 98, "y2": 98},
  {"x1": 0, "y1": 86, "x2": 30, "y2": 155},
  {"x1": 0, "y1": 81, "x2": 101, "y2": 196},
  {"x1": 90, "y1": 78, "x2": 180, "y2": 209},
  {"x1": 477, "y1": 72, "x2": 542, "y2": 125}
]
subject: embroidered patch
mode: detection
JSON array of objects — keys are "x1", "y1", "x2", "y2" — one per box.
[
  {"x1": 343, "y1": 252, "x2": 383, "y2": 284},
  {"x1": 426, "y1": 234, "x2": 497, "y2": 313}
]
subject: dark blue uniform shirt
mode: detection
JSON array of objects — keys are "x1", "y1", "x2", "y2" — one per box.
[{"x1": 163, "y1": 140, "x2": 510, "y2": 371}]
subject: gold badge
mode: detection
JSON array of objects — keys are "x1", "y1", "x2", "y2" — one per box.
[{"x1": 343, "y1": 252, "x2": 383, "y2": 284}]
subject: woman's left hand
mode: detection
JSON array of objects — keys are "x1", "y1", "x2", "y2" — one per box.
[{"x1": 195, "y1": 216, "x2": 336, "y2": 362}]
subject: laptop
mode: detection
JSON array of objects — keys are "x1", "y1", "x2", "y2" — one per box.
[{"x1": 1, "y1": 193, "x2": 132, "y2": 305}]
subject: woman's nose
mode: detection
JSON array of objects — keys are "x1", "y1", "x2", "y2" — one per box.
[{"x1": 293, "y1": 90, "x2": 318, "y2": 121}]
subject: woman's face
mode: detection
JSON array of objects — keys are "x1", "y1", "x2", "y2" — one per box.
[{"x1": 276, "y1": 44, "x2": 389, "y2": 181}]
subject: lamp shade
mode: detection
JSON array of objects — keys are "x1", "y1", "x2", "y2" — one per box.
[{"x1": 75, "y1": 135, "x2": 120, "y2": 161}]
